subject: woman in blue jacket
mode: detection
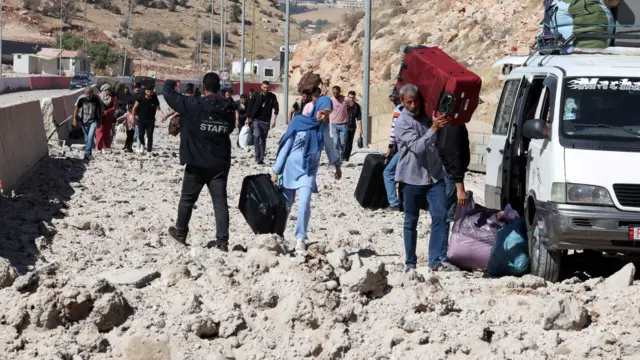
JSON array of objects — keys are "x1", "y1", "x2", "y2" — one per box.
[{"x1": 271, "y1": 96, "x2": 342, "y2": 256}]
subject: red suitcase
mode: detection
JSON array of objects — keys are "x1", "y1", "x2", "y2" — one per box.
[{"x1": 396, "y1": 46, "x2": 482, "y2": 125}]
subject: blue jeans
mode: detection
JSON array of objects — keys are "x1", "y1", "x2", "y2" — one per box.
[
  {"x1": 444, "y1": 174, "x2": 457, "y2": 234},
  {"x1": 383, "y1": 152, "x2": 400, "y2": 207},
  {"x1": 282, "y1": 186, "x2": 312, "y2": 240},
  {"x1": 82, "y1": 121, "x2": 98, "y2": 158},
  {"x1": 402, "y1": 181, "x2": 448, "y2": 268},
  {"x1": 331, "y1": 123, "x2": 349, "y2": 159}
]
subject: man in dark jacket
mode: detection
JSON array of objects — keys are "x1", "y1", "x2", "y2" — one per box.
[
  {"x1": 246, "y1": 80, "x2": 279, "y2": 164},
  {"x1": 163, "y1": 73, "x2": 236, "y2": 252},
  {"x1": 437, "y1": 123, "x2": 471, "y2": 234}
]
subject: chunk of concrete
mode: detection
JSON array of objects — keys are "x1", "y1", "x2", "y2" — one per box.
[
  {"x1": 542, "y1": 295, "x2": 588, "y2": 331},
  {"x1": 603, "y1": 263, "x2": 635, "y2": 290},
  {"x1": 99, "y1": 268, "x2": 160, "y2": 289}
]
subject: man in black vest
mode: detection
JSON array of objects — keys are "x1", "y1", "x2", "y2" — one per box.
[
  {"x1": 163, "y1": 73, "x2": 236, "y2": 252},
  {"x1": 246, "y1": 81, "x2": 279, "y2": 165}
]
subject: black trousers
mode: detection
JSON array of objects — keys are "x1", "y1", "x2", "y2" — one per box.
[
  {"x1": 344, "y1": 127, "x2": 357, "y2": 162},
  {"x1": 175, "y1": 165, "x2": 230, "y2": 244},
  {"x1": 124, "y1": 130, "x2": 135, "y2": 151},
  {"x1": 253, "y1": 120, "x2": 270, "y2": 163},
  {"x1": 138, "y1": 121, "x2": 155, "y2": 152}
]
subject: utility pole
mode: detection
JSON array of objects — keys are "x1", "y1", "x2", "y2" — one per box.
[
  {"x1": 362, "y1": 0, "x2": 371, "y2": 147},
  {"x1": 219, "y1": 0, "x2": 223, "y2": 71},
  {"x1": 59, "y1": 0, "x2": 63, "y2": 75},
  {"x1": 222, "y1": 0, "x2": 226, "y2": 71},
  {"x1": 84, "y1": 0, "x2": 87, "y2": 50},
  {"x1": 209, "y1": 0, "x2": 213, "y2": 72},
  {"x1": 197, "y1": 10, "x2": 201, "y2": 78},
  {"x1": 122, "y1": 0, "x2": 133, "y2": 77},
  {"x1": 283, "y1": 0, "x2": 290, "y2": 125},
  {"x1": 0, "y1": 0, "x2": 3, "y2": 78},
  {"x1": 240, "y1": 0, "x2": 245, "y2": 94}
]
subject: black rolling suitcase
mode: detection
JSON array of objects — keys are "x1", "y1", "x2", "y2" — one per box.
[
  {"x1": 239, "y1": 174, "x2": 289, "y2": 236},
  {"x1": 354, "y1": 154, "x2": 389, "y2": 209}
]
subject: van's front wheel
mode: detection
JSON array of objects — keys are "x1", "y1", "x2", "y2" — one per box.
[{"x1": 528, "y1": 222, "x2": 562, "y2": 282}]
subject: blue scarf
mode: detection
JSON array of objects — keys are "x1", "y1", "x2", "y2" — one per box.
[{"x1": 277, "y1": 96, "x2": 333, "y2": 175}]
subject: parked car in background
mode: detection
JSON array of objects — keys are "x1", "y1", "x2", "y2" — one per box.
[{"x1": 69, "y1": 73, "x2": 92, "y2": 89}]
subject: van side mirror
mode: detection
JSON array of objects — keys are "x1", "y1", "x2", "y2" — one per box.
[{"x1": 522, "y1": 119, "x2": 546, "y2": 139}]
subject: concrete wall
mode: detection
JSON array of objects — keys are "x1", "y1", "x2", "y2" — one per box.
[
  {"x1": 0, "y1": 77, "x2": 31, "y2": 94},
  {"x1": 0, "y1": 100, "x2": 48, "y2": 193}
]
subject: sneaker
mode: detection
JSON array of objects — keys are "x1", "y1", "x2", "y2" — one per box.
[
  {"x1": 430, "y1": 260, "x2": 459, "y2": 272},
  {"x1": 386, "y1": 206, "x2": 401, "y2": 212},
  {"x1": 168, "y1": 226, "x2": 187, "y2": 245},
  {"x1": 405, "y1": 266, "x2": 416, "y2": 274},
  {"x1": 295, "y1": 238, "x2": 307, "y2": 257}
]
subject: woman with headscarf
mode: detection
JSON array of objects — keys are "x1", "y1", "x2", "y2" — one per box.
[
  {"x1": 270, "y1": 96, "x2": 342, "y2": 256},
  {"x1": 96, "y1": 83, "x2": 118, "y2": 151}
]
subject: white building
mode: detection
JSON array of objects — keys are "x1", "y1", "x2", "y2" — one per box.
[
  {"x1": 13, "y1": 49, "x2": 90, "y2": 75},
  {"x1": 231, "y1": 59, "x2": 281, "y2": 83}
]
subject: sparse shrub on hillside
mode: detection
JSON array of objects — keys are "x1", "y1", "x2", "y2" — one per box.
[
  {"x1": 256, "y1": 54, "x2": 265, "y2": 60},
  {"x1": 231, "y1": 3, "x2": 242, "y2": 23},
  {"x1": 89, "y1": 0, "x2": 122, "y2": 15},
  {"x1": 205, "y1": 3, "x2": 218, "y2": 14},
  {"x1": 382, "y1": 64, "x2": 392, "y2": 81},
  {"x1": 168, "y1": 31, "x2": 183, "y2": 46},
  {"x1": 201, "y1": 30, "x2": 222, "y2": 45},
  {"x1": 417, "y1": 32, "x2": 430, "y2": 44},
  {"x1": 118, "y1": 19, "x2": 130, "y2": 37},
  {"x1": 343, "y1": 11, "x2": 364, "y2": 32},
  {"x1": 132, "y1": 29, "x2": 166, "y2": 51},
  {"x1": 43, "y1": 0, "x2": 78, "y2": 24},
  {"x1": 23, "y1": 0, "x2": 41, "y2": 11},
  {"x1": 389, "y1": 6, "x2": 407, "y2": 17},
  {"x1": 326, "y1": 30, "x2": 338, "y2": 42}
]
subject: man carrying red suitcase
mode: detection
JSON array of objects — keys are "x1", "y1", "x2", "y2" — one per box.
[{"x1": 394, "y1": 83, "x2": 459, "y2": 272}]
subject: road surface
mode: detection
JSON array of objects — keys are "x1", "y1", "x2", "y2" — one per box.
[{"x1": 0, "y1": 89, "x2": 78, "y2": 107}]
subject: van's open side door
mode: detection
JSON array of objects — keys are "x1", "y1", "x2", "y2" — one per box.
[{"x1": 485, "y1": 75, "x2": 527, "y2": 209}]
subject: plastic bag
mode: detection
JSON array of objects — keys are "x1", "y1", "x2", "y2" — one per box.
[
  {"x1": 487, "y1": 218, "x2": 529, "y2": 277},
  {"x1": 238, "y1": 125, "x2": 250, "y2": 148},
  {"x1": 447, "y1": 192, "x2": 520, "y2": 270}
]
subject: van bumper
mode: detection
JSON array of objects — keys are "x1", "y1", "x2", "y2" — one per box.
[{"x1": 535, "y1": 202, "x2": 640, "y2": 252}]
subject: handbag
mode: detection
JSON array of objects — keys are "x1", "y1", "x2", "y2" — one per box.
[{"x1": 357, "y1": 136, "x2": 363, "y2": 149}]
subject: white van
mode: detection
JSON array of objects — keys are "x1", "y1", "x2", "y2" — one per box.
[{"x1": 486, "y1": 51, "x2": 640, "y2": 282}]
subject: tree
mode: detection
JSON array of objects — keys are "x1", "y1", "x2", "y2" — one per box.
[
  {"x1": 168, "y1": 31, "x2": 184, "y2": 46},
  {"x1": 43, "y1": 0, "x2": 79, "y2": 24},
  {"x1": 231, "y1": 3, "x2": 242, "y2": 23},
  {"x1": 56, "y1": 32, "x2": 84, "y2": 51},
  {"x1": 201, "y1": 30, "x2": 221, "y2": 45},
  {"x1": 132, "y1": 29, "x2": 166, "y2": 51},
  {"x1": 88, "y1": 43, "x2": 120, "y2": 70}
]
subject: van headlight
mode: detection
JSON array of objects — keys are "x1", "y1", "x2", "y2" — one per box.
[{"x1": 551, "y1": 183, "x2": 614, "y2": 205}]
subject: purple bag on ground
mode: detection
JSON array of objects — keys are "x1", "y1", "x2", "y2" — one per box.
[{"x1": 447, "y1": 191, "x2": 520, "y2": 270}]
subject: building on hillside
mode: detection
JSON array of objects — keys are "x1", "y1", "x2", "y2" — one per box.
[
  {"x1": 12, "y1": 48, "x2": 90, "y2": 75},
  {"x1": 231, "y1": 59, "x2": 281, "y2": 83}
]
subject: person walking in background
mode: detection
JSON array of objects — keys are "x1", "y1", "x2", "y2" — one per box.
[
  {"x1": 163, "y1": 73, "x2": 236, "y2": 252},
  {"x1": 329, "y1": 86, "x2": 350, "y2": 158},
  {"x1": 132, "y1": 85, "x2": 164, "y2": 154},
  {"x1": 437, "y1": 119, "x2": 471, "y2": 237},
  {"x1": 246, "y1": 81, "x2": 279, "y2": 165},
  {"x1": 236, "y1": 94, "x2": 248, "y2": 131},
  {"x1": 302, "y1": 88, "x2": 321, "y2": 116},
  {"x1": 394, "y1": 83, "x2": 458, "y2": 273},
  {"x1": 73, "y1": 86, "x2": 103, "y2": 162},
  {"x1": 288, "y1": 89, "x2": 311, "y2": 124},
  {"x1": 223, "y1": 88, "x2": 240, "y2": 130},
  {"x1": 382, "y1": 86, "x2": 403, "y2": 212},
  {"x1": 271, "y1": 96, "x2": 342, "y2": 256},
  {"x1": 343, "y1": 90, "x2": 362, "y2": 162},
  {"x1": 96, "y1": 83, "x2": 118, "y2": 151},
  {"x1": 248, "y1": 88, "x2": 255, "y2": 101}
]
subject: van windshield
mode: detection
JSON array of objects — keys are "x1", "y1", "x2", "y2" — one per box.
[{"x1": 561, "y1": 77, "x2": 640, "y2": 140}]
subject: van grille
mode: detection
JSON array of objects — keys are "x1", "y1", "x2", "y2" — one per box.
[
  {"x1": 613, "y1": 184, "x2": 640, "y2": 207},
  {"x1": 572, "y1": 218, "x2": 592, "y2": 227}
]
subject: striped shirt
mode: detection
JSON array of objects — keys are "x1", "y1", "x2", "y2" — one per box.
[{"x1": 389, "y1": 104, "x2": 404, "y2": 147}]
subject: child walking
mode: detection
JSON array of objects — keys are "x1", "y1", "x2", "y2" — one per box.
[{"x1": 271, "y1": 96, "x2": 342, "y2": 256}]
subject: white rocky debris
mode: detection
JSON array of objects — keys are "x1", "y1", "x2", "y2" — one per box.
[{"x1": 0, "y1": 96, "x2": 639, "y2": 359}]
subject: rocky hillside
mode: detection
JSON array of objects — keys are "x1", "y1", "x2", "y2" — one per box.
[
  {"x1": 2, "y1": 0, "x2": 297, "y2": 78},
  {"x1": 290, "y1": 0, "x2": 543, "y2": 119}
]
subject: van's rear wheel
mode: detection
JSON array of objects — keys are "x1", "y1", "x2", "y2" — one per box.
[{"x1": 528, "y1": 222, "x2": 562, "y2": 282}]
